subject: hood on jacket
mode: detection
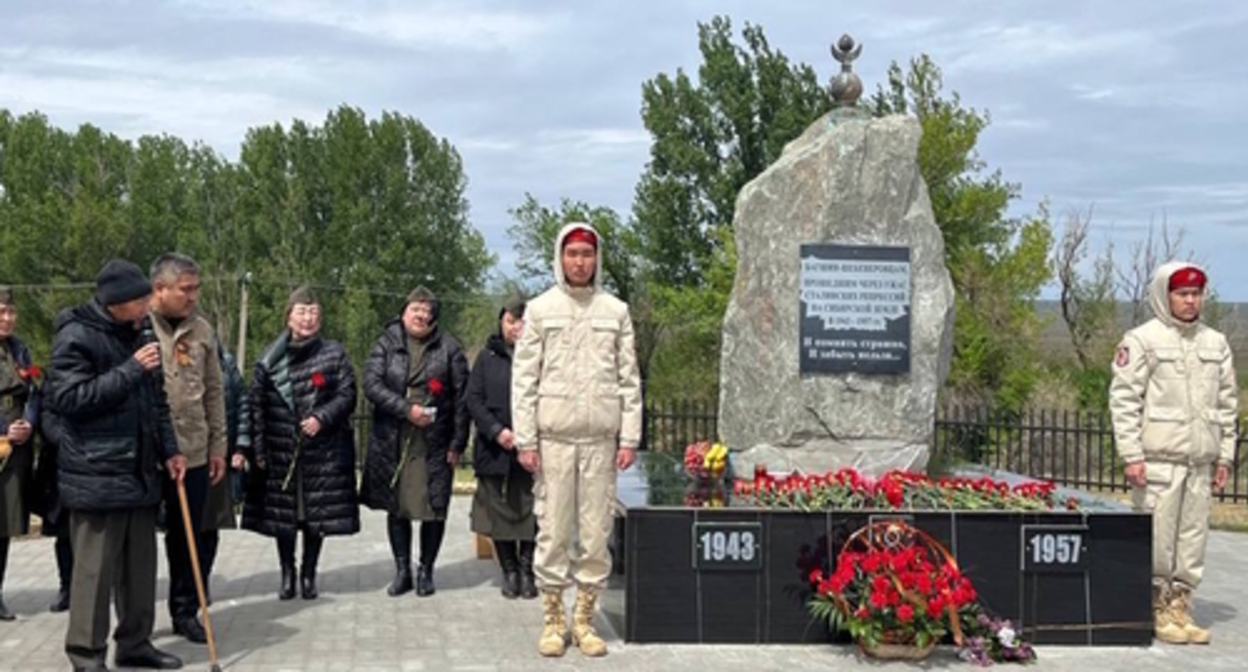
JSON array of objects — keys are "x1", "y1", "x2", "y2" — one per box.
[
  {"x1": 1148, "y1": 260, "x2": 1208, "y2": 330},
  {"x1": 553, "y1": 221, "x2": 604, "y2": 294}
]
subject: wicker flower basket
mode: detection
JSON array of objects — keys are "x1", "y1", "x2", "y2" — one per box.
[{"x1": 858, "y1": 632, "x2": 937, "y2": 661}]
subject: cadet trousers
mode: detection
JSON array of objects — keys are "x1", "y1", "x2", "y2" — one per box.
[
  {"x1": 1132, "y1": 461, "x2": 1211, "y2": 590},
  {"x1": 532, "y1": 439, "x2": 617, "y2": 592}
]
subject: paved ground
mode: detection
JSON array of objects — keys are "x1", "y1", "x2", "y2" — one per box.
[{"x1": 3, "y1": 497, "x2": 1248, "y2": 671}]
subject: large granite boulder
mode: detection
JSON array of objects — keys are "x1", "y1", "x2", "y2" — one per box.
[{"x1": 719, "y1": 112, "x2": 955, "y2": 477}]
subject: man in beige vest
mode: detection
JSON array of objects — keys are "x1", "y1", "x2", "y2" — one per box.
[
  {"x1": 1109, "y1": 261, "x2": 1238, "y2": 645},
  {"x1": 513, "y1": 223, "x2": 643, "y2": 658},
  {"x1": 149, "y1": 253, "x2": 227, "y2": 645}
]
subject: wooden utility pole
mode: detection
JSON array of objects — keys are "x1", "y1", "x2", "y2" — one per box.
[{"x1": 236, "y1": 272, "x2": 252, "y2": 372}]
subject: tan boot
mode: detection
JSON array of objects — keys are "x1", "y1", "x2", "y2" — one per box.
[
  {"x1": 538, "y1": 590, "x2": 569, "y2": 657},
  {"x1": 1169, "y1": 585, "x2": 1211, "y2": 644},
  {"x1": 1152, "y1": 583, "x2": 1188, "y2": 644},
  {"x1": 572, "y1": 587, "x2": 609, "y2": 657}
]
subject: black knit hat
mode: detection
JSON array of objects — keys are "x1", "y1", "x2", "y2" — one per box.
[{"x1": 95, "y1": 259, "x2": 152, "y2": 306}]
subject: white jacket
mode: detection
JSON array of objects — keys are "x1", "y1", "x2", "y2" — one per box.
[
  {"x1": 1109, "y1": 261, "x2": 1238, "y2": 466},
  {"x1": 511, "y1": 223, "x2": 643, "y2": 450}
]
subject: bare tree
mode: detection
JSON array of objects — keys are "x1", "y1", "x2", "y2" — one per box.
[
  {"x1": 1054, "y1": 206, "x2": 1116, "y2": 369},
  {"x1": 1116, "y1": 214, "x2": 1187, "y2": 326}
]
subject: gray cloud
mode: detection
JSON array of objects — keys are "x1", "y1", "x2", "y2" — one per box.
[{"x1": 3, "y1": 0, "x2": 1247, "y2": 296}]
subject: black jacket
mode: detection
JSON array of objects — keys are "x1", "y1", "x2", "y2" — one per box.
[
  {"x1": 219, "y1": 345, "x2": 251, "y2": 455},
  {"x1": 359, "y1": 320, "x2": 469, "y2": 513},
  {"x1": 45, "y1": 300, "x2": 178, "y2": 512},
  {"x1": 241, "y1": 332, "x2": 360, "y2": 538},
  {"x1": 467, "y1": 333, "x2": 522, "y2": 478}
]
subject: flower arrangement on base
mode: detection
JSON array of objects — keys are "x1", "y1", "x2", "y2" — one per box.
[
  {"x1": 736, "y1": 466, "x2": 1076, "y2": 512},
  {"x1": 808, "y1": 520, "x2": 1037, "y2": 665},
  {"x1": 958, "y1": 614, "x2": 1037, "y2": 666}
]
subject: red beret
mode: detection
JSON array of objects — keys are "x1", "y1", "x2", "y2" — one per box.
[
  {"x1": 563, "y1": 227, "x2": 598, "y2": 249},
  {"x1": 1168, "y1": 266, "x2": 1207, "y2": 292}
]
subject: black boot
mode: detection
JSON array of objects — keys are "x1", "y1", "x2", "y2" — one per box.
[
  {"x1": 0, "y1": 538, "x2": 13, "y2": 620},
  {"x1": 386, "y1": 515, "x2": 413, "y2": 597},
  {"x1": 495, "y1": 540, "x2": 520, "y2": 599},
  {"x1": 518, "y1": 540, "x2": 538, "y2": 599},
  {"x1": 416, "y1": 521, "x2": 445, "y2": 597},
  {"x1": 301, "y1": 531, "x2": 323, "y2": 600},
  {"x1": 50, "y1": 532, "x2": 72, "y2": 613},
  {"x1": 277, "y1": 534, "x2": 297, "y2": 600}
]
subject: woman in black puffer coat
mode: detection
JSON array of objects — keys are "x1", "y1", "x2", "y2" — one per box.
[
  {"x1": 359, "y1": 286, "x2": 469, "y2": 598},
  {"x1": 467, "y1": 295, "x2": 537, "y2": 600},
  {"x1": 242, "y1": 286, "x2": 359, "y2": 601}
]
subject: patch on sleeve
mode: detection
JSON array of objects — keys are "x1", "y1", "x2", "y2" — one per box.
[{"x1": 1115, "y1": 345, "x2": 1130, "y2": 367}]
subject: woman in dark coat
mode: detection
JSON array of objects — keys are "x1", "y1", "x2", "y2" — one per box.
[
  {"x1": 0, "y1": 286, "x2": 41, "y2": 621},
  {"x1": 242, "y1": 286, "x2": 360, "y2": 600},
  {"x1": 360, "y1": 287, "x2": 469, "y2": 597},
  {"x1": 467, "y1": 295, "x2": 537, "y2": 599}
]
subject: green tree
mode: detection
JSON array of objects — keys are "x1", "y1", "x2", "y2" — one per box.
[
  {"x1": 633, "y1": 15, "x2": 832, "y2": 287},
  {"x1": 871, "y1": 56, "x2": 1054, "y2": 410}
]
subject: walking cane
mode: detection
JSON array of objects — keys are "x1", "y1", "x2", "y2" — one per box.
[{"x1": 176, "y1": 479, "x2": 223, "y2": 672}]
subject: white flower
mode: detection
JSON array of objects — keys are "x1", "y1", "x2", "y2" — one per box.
[{"x1": 997, "y1": 626, "x2": 1016, "y2": 648}]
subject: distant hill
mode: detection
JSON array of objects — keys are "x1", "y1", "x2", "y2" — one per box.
[{"x1": 1034, "y1": 300, "x2": 1248, "y2": 370}]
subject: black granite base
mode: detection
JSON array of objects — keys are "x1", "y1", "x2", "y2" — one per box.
[{"x1": 608, "y1": 507, "x2": 1152, "y2": 646}]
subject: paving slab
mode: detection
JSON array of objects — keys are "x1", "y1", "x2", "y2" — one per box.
[{"x1": 2, "y1": 498, "x2": 1247, "y2": 671}]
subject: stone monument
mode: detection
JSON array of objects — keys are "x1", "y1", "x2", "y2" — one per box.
[{"x1": 719, "y1": 34, "x2": 955, "y2": 477}]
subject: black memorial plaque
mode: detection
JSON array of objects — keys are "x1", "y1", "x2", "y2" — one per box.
[{"x1": 799, "y1": 244, "x2": 911, "y2": 375}]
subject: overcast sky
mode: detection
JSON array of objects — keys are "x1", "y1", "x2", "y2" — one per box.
[{"x1": 3, "y1": 1, "x2": 1247, "y2": 297}]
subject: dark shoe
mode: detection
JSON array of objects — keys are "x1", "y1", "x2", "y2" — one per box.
[
  {"x1": 173, "y1": 617, "x2": 208, "y2": 644},
  {"x1": 50, "y1": 586, "x2": 71, "y2": 613},
  {"x1": 520, "y1": 572, "x2": 539, "y2": 600},
  {"x1": 115, "y1": 643, "x2": 183, "y2": 669},
  {"x1": 72, "y1": 665, "x2": 111, "y2": 672},
  {"x1": 300, "y1": 569, "x2": 318, "y2": 600},
  {"x1": 0, "y1": 593, "x2": 13, "y2": 621},
  {"x1": 279, "y1": 564, "x2": 297, "y2": 600},
  {"x1": 502, "y1": 571, "x2": 521, "y2": 599},
  {"x1": 388, "y1": 559, "x2": 413, "y2": 597},
  {"x1": 416, "y1": 565, "x2": 435, "y2": 597}
]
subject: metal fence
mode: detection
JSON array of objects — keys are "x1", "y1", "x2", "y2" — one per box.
[{"x1": 351, "y1": 401, "x2": 1248, "y2": 504}]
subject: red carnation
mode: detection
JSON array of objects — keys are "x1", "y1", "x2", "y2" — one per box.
[
  {"x1": 896, "y1": 604, "x2": 915, "y2": 623},
  {"x1": 310, "y1": 371, "x2": 327, "y2": 388},
  {"x1": 428, "y1": 378, "x2": 444, "y2": 395},
  {"x1": 18, "y1": 364, "x2": 42, "y2": 381}
]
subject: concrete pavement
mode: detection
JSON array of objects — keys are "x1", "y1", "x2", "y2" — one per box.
[{"x1": 2, "y1": 496, "x2": 1248, "y2": 671}]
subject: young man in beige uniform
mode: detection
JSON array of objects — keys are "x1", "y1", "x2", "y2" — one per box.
[
  {"x1": 1109, "y1": 261, "x2": 1238, "y2": 645},
  {"x1": 149, "y1": 253, "x2": 228, "y2": 645},
  {"x1": 513, "y1": 222, "x2": 643, "y2": 658}
]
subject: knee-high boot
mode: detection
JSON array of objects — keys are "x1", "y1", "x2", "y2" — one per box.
[
  {"x1": 50, "y1": 532, "x2": 72, "y2": 613},
  {"x1": 0, "y1": 537, "x2": 13, "y2": 620},
  {"x1": 386, "y1": 515, "x2": 413, "y2": 596},
  {"x1": 495, "y1": 541, "x2": 520, "y2": 599},
  {"x1": 277, "y1": 533, "x2": 297, "y2": 600},
  {"x1": 416, "y1": 521, "x2": 445, "y2": 597},
  {"x1": 301, "y1": 531, "x2": 324, "y2": 600},
  {"x1": 518, "y1": 540, "x2": 538, "y2": 599}
]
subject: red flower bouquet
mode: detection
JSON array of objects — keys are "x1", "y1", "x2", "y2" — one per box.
[
  {"x1": 808, "y1": 522, "x2": 974, "y2": 657},
  {"x1": 736, "y1": 467, "x2": 1070, "y2": 512}
]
